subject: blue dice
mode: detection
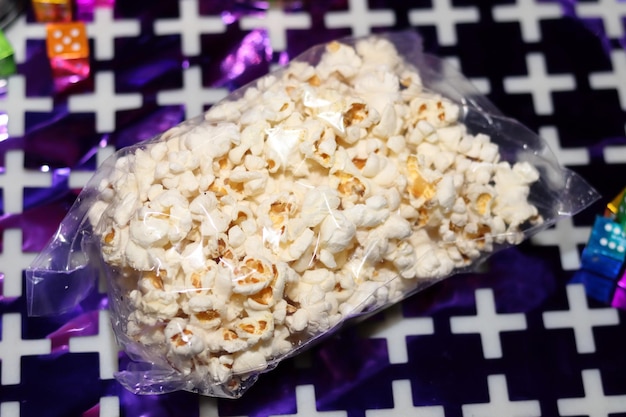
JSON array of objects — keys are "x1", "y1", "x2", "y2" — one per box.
[
  {"x1": 573, "y1": 196, "x2": 626, "y2": 310},
  {"x1": 570, "y1": 270, "x2": 615, "y2": 304},
  {"x1": 580, "y1": 215, "x2": 626, "y2": 278}
]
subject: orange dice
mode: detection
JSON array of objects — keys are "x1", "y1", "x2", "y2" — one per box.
[
  {"x1": 32, "y1": 0, "x2": 73, "y2": 22},
  {"x1": 46, "y1": 22, "x2": 90, "y2": 59},
  {"x1": 46, "y1": 22, "x2": 91, "y2": 93}
]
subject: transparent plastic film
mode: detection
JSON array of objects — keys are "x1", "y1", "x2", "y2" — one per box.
[{"x1": 27, "y1": 31, "x2": 599, "y2": 398}]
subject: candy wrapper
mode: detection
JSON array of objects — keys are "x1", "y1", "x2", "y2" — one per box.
[{"x1": 26, "y1": 32, "x2": 599, "y2": 398}]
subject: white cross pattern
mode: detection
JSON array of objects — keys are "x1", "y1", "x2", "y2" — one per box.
[
  {"x1": 602, "y1": 115, "x2": 626, "y2": 164},
  {"x1": 361, "y1": 304, "x2": 434, "y2": 364},
  {"x1": 576, "y1": 0, "x2": 626, "y2": 39},
  {"x1": 69, "y1": 310, "x2": 119, "y2": 379},
  {"x1": 408, "y1": 0, "x2": 479, "y2": 46},
  {"x1": 590, "y1": 49, "x2": 626, "y2": 111},
  {"x1": 543, "y1": 284, "x2": 619, "y2": 354},
  {"x1": 98, "y1": 396, "x2": 120, "y2": 417},
  {"x1": 0, "y1": 150, "x2": 51, "y2": 214},
  {"x1": 450, "y1": 288, "x2": 527, "y2": 359},
  {"x1": 462, "y1": 374, "x2": 541, "y2": 417},
  {"x1": 199, "y1": 397, "x2": 219, "y2": 417},
  {"x1": 538, "y1": 126, "x2": 590, "y2": 166},
  {"x1": 0, "y1": 75, "x2": 53, "y2": 137},
  {"x1": 324, "y1": 0, "x2": 395, "y2": 37},
  {"x1": 503, "y1": 53, "x2": 575, "y2": 115},
  {"x1": 156, "y1": 65, "x2": 228, "y2": 120},
  {"x1": 602, "y1": 142, "x2": 626, "y2": 164},
  {"x1": 531, "y1": 218, "x2": 592, "y2": 271},
  {"x1": 0, "y1": 401, "x2": 19, "y2": 417},
  {"x1": 1, "y1": 228, "x2": 37, "y2": 298},
  {"x1": 153, "y1": 0, "x2": 226, "y2": 56},
  {"x1": 0, "y1": 313, "x2": 51, "y2": 385},
  {"x1": 240, "y1": 8, "x2": 311, "y2": 52},
  {"x1": 269, "y1": 385, "x2": 347, "y2": 417},
  {"x1": 365, "y1": 380, "x2": 445, "y2": 417},
  {"x1": 68, "y1": 145, "x2": 116, "y2": 190},
  {"x1": 492, "y1": 0, "x2": 563, "y2": 42},
  {"x1": 68, "y1": 72, "x2": 142, "y2": 133},
  {"x1": 443, "y1": 56, "x2": 491, "y2": 95},
  {"x1": 4, "y1": 15, "x2": 47, "y2": 64},
  {"x1": 86, "y1": 7, "x2": 140, "y2": 61},
  {"x1": 558, "y1": 369, "x2": 626, "y2": 417}
]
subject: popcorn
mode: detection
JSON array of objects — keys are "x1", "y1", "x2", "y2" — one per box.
[
  {"x1": 285, "y1": 227, "x2": 315, "y2": 261},
  {"x1": 354, "y1": 72, "x2": 401, "y2": 115},
  {"x1": 234, "y1": 310, "x2": 274, "y2": 344},
  {"x1": 88, "y1": 34, "x2": 544, "y2": 396},
  {"x1": 231, "y1": 257, "x2": 274, "y2": 295},
  {"x1": 319, "y1": 211, "x2": 357, "y2": 253},
  {"x1": 316, "y1": 40, "x2": 363, "y2": 80},
  {"x1": 165, "y1": 318, "x2": 205, "y2": 357},
  {"x1": 232, "y1": 350, "x2": 267, "y2": 374}
]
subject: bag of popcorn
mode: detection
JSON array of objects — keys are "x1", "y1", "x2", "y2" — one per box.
[{"x1": 27, "y1": 31, "x2": 600, "y2": 397}]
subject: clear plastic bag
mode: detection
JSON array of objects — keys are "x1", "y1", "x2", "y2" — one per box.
[{"x1": 26, "y1": 31, "x2": 600, "y2": 398}]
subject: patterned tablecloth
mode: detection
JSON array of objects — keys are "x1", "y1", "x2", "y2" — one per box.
[{"x1": 1, "y1": 0, "x2": 626, "y2": 416}]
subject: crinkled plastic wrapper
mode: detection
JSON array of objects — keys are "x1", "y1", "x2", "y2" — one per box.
[{"x1": 26, "y1": 31, "x2": 600, "y2": 398}]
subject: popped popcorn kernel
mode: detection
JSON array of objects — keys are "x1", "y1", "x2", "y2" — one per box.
[
  {"x1": 407, "y1": 155, "x2": 436, "y2": 200},
  {"x1": 231, "y1": 258, "x2": 274, "y2": 295}
]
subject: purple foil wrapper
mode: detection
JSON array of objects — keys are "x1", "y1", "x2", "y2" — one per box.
[
  {"x1": 613, "y1": 273, "x2": 626, "y2": 309},
  {"x1": 75, "y1": 0, "x2": 115, "y2": 22},
  {"x1": 2, "y1": 1, "x2": 621, "y2": 417}
]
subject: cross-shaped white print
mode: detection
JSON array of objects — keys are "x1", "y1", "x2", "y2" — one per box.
[
  {"x1": 0, "y1": 150, "x2": 51, "y2": 214},
  {"x1": 543, "y1": 284, "x2": 619, "y2": 353},
  {"x1": 157, "y1": 65, "x2": 228, "y2": 119},
  {"x1": 361, "y1": 304, "x2": 434, "y2": 364},
  {"x1": 450, "y1": 288, "x2": 527, "y2": 359},
  {"x1": 0, "y1": 75, "x2": 53, "y2": 137},
  {"x1": 531, "y1": 218, "x2": 592, "y2": 271},
  {"x1": 98, "y1": 396, "x2": 120, "y2": 417},
  {"x1": 86, "y1": 7, "x2": 140, "y2": 60},
  {"x1": 576, "y1": 0, "x2": 626, "y2": 38},
  {"x1": 408, "y1": 0, "x2": 479, "y2": 46},
  {"x1": 590, "y1": 49, "x2": 626, "y2": 111},
  {"x1": 4, "y1": 15, "x2": 47, "y2": 64},
  {"x1": 68, "y1": 145, "x2": 116, "y2": 189},
  {"x1": 153, "y1": 0, "x2": 226, "y2": 56},
  {"x1": 558, "y1": 369, "x2": 626, "y2": 417},
  {"x1": 603, "y1": 141, "x2": 626, "y2": 164},
  {"x1": 443, "y1": 56, "x2": 491, "y2": 95},
  {"x1": 538, "y1": 126, "x2": 590, "y2": 166},
  {"x1": 199, "y1": 397, "x2": 218, "y2": 417},
  {"x1": 324, "y1": 0, "x2": 395, "y2": 37},
  {"x1": 503, "y1": 53, "x2": 575, "y2": 115},
  {"x1": 492, "y1": 0, "x2": 563, "y2": 42},
  {"x1": 240, "y1": 8, "x2": 311, "y2": 52},
  {"x1": 1, "y1": 228, "x2": 38, "y2": 298},
  {"x1": 269, "y1": 385, "x2": 347, "y2": 417},
  {"x1": 68, "y1": 72, "x2": 142, "y2": 133},
  {"x1": 0, "y1": 313, "x2": 51, "y2": 384},
  {"x1": 366, "y1": 380, "x2": 445, "y2": 417},
  {"x1": 69, "y1": 310, "x2": 119, "y2": 379},
  {"x1": 462, "y1": 374, "x2": 541, "y2": 417},
  {"x1": 0, "y1": 401, "x2": 19, "y2": 417}
]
